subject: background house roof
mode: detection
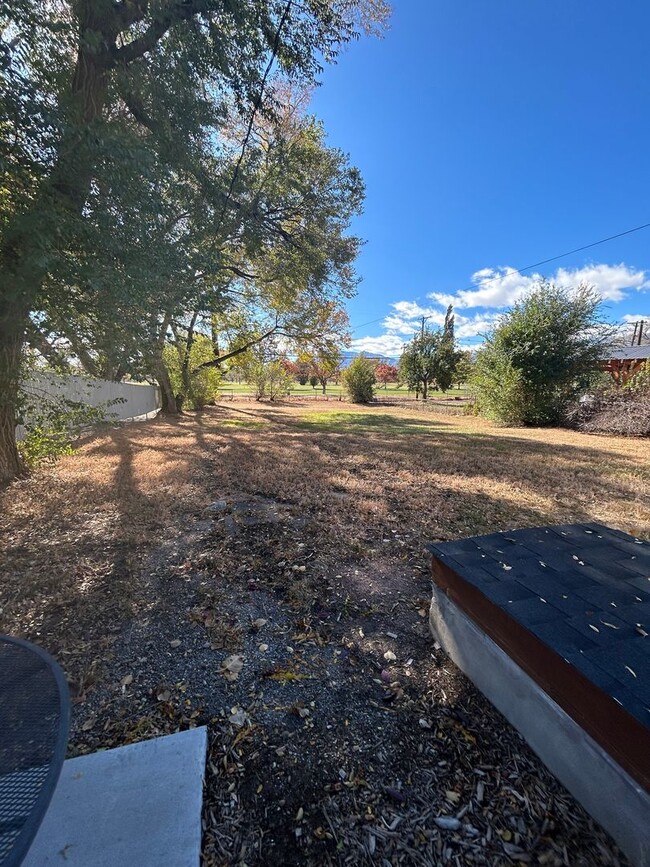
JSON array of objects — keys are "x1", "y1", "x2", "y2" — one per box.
[{"x1": 604, "y1": 345, "x2": 650, "y2": 361}]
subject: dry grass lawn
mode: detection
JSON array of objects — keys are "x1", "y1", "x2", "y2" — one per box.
[{"x1": 1, "y1": 400, "x2": 648, "y2": 865}]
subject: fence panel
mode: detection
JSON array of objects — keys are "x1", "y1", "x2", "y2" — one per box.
[{"x1": 16, "y1": 372, "x2": 161, "y2": 440}]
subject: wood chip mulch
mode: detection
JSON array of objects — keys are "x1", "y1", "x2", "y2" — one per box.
[{"x1": 64, "y1": 498, "x2": 628, "y2": 866}]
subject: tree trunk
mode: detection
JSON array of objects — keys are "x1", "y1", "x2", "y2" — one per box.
[
  {"x1": 0, "y1": 402, "x2": 23, "y2": 485},
  {"x1": 154, "y1": 355, "x2": 178, "y2": 414},
  {"x1": 0, "y1": 7, "x2": 112, "y2": 481},
  {"x1": 422, "y1": 379, "x2": 428, "y2": 400},
  {"x1": 0, "y1": 310, "x2": 27, "y2": 484},
  {"x1": 181, "y1": 312, "x2": 199, "y2": 399},
  {"x1": 151, "y1": 313, "x2": 178, "y2": 415}
]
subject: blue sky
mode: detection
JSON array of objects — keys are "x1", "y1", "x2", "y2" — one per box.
[{"x1": 309, "y1": 1, "x2": 650, "y2": 356}]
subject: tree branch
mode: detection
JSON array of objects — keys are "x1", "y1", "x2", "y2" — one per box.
[
  {"x1": 110, "y1": 0, "x2": 211, "y2": 66},
  {"x1": 114, "y1": 0, "x2": 150, "y2": 31},
  {"x1": 25, "y1": 323, "x2": 70, "y2": 371},
  {"x1": 212, "y1": 0, "x2": 293, "y2": 236},
  {"x1": 221, "y1": 264, "x2": 263, "y2": 280},
  {"x1": 191, "y1": 322, "x2": 280, "y2": 374}
]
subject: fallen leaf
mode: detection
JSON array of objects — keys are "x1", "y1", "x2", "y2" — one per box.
[
  {"x1": 264, "y1": 669, "x2": 309, "y2": 682},
  {"x1": 383, "y1": 650, "x2": 397, "y2": 662},
  {"x1": 121, "y1": 674, "x2": 133, "y2": 687},
  {"x1": 221, "y1": 654, "x2": 244, "y2": 681},
  {"x1": 259, "y1": 643, "x2": 269, "y2": 652},
  {"x1": 252, "y1": 618, "x2": 268, "y2": 630},
  {"x1": 169, "y1": 639, "x2": 181, "y2": 648},
  {"x1": 295, "y1": 807, "x2": 304, "y2": 821},
  {"x1": 81, "y1": 717, "x2": 95, "y2": 731},
  {"x1": 228, "y1": 707, "x2": 247, "y2": 727}
]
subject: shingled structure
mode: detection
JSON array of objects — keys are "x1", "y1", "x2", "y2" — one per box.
[
  {"x1": 600, "y1": 344, "x2": 650, "y2": 384},
  {"x1": 428, "y1": 523, "x2": 650, "y2": 866}
]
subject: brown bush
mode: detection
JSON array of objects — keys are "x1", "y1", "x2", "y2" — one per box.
[{"x1": 565, "y1": 386, "x2": 650, "y2": 436}]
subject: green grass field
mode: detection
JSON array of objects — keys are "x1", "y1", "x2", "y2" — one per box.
[{"x1": 219, "y1": 381, "x2": 469, "y2": 399}]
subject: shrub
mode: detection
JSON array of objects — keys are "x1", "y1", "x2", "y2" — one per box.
[
  {"x1": 626, "y1": 361, "x2": 650, "y2": 392},
  {"x1": 471, "y1": 282, "x2": 609, "y2": 426},
  {"x1": 343, "y1": 356, "x2": 376, "y2": 403},
  {"x1": 163, "y1": 334, "x2": 220, "y2": 409},
  {"x1": 245, "y1": 361, "x2": 292, "y2": 400},
  {"x1": 470, "y1": 349, "x2": 526, "y2": 425},
  {"x1": 17, "y1": 387, "x2": 116, "y2": 469}
]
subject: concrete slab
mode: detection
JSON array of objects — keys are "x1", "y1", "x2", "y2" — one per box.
[
  {"x1": 429, "y1": 586, "x2": 650, "y2": 867},
  {"x1": 23, "y1": 726, "x2": 207, "y2": 867}
]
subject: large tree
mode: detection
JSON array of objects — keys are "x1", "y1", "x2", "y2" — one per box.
[
  {"x1": 0, "y1": 0, "x2": 388, "y2": 481},
  {"x1": 36, "y1": 101, "x2": 364, "y2": 412}
]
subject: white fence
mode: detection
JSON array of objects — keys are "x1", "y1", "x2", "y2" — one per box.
[{"x1": 17, "y1": 372, "x2": 161, "y2": 440}]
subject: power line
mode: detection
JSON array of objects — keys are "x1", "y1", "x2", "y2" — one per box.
[
  {"x1": 350, "y1": 219, "x2": 650, "y2": 334},
  {"x1": 458, "y1": 220, "x2": 650, "y2": 295},
  {"x1": 349, "y1": 316, "x2": 388, "y2": 332},
  {"x1": 214, "y1": 1, "x2": 293, "y2": 238}
]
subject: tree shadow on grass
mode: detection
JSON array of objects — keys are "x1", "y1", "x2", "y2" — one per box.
[
  {"x1": 0, "y1": 407, "x2": 637, "y2": 864},
  {"x1": 1, "y1": 404, "x2": 647, "y2": 695}
]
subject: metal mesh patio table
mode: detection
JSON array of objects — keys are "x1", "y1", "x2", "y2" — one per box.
[{"x1": 0, "y1": 636, "x2": 69, "y2": 867}]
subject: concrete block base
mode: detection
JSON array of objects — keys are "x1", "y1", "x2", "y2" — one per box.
[
  {"x1": 23, "y1": 727, "x2": 207, "y2": 867},
  {"x1": 429, "y1": 587, "x2": 650, "y2": 867}
]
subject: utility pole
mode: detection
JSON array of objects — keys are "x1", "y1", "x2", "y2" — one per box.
[
  {"x1": 638, "y1": 320, "x2": 644, "y2": 345},
  {"x1": 419, "y1": 316, "x2": 430, "y2": 400}
]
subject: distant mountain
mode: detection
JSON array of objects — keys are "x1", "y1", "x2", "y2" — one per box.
[{"x1": 340, "y1": 351, "x2": 399, "y2": 368}]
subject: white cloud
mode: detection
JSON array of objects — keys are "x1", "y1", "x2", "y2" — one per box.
[
  {"x1": 349, "y1": 334, "x2": 407, "y2": 356},
  {"x1": 555, "y1": 264, "x2": 647, "y2": 300},
  {"x1": 380, "y1": 305, "x2": 499, "y2": 341},
  {"x1": 392, "y1": 300, "x2": 434, "y2": 319},
  {"x1": 353, "y1": 261, "x2": 648, "y2": 359},
  {"x1": 455, "y1": 313, "x2": 500, "y2": 338},
  {"x1": 428, "y1": 263, "x2": 648, "y2": 310},
  {"x1": 382, "y1": 315, "x2": 422, "y2": 335},
  {"x1": 622, "y1": 313, "x2": 650, "y2": 323}
]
